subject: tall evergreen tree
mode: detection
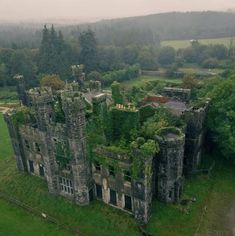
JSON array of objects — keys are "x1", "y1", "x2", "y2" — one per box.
[
  {"x1": 39, "y1": 25, "x2": 51, "y2": 73},
  {"x1": 38, "y1": 25, "x2": 73, "y2": 80},
  {"x1": 79, "y1": 29, "x2": 97, "y2": 73}
]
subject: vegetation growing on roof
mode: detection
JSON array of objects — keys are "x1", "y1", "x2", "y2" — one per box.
[
  {"x1": 11, "y1": 106, "x2": 35, "y2": 126},
  {"x1": 111, "y1": 81, "x2": 124, "y2": 105},
  {"x1": 141, "y1": 107, "x2": 185, "y2": 138}
]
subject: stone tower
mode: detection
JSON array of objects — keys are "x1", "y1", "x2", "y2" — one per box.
[
  {"x1": 28, "y1": 87, "x2": 54, "y2": 131},
  {"x1": 155, "y1": 127, "x2": 185, "y2": 203},
  {"x1": 14, "y1": 75, "x2": 29, "y2": 106},
  {"x1": 71, "y1": 65, "x2": 85, "y2": 87},
  {"x1": 133, "y1": 150, "x2": 154, "y2": 224},
  {"x1": 61, "y1": 85, "x2": 92, "y2": 205},
  {"x1": 4, "y1": 113, "x2": 26, "y2": 172},
  {"x1": 184, "y1": 102, "x2": 209, "y2": 175},
  {"x1": 27, "y1": 87, "x2": 57, "y2": 194}
]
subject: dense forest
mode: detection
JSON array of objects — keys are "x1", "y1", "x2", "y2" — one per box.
[
  {"x1": 1, "y1": 12, "x2": 235, "y2": 48},
  {"x1": 78, "y1": 11, "x2": 235, "y2": 45}
]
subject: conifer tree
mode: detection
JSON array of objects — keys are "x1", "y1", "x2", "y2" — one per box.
[{"x1": 79, "y1": 29, "x2": 97, "y2": 73}]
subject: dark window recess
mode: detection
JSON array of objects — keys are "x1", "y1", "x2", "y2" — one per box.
[
  {"x1": 89, "y1": 189, "x2": 94, "y2": 201},
  {"x1": 25, "y1": 140, "x2": 30, "y2": 149},
  {"x1": 96, "y1": 184, "x2": 102, "y2": 199},
  {"x1": 39, "y1": 164, "x2": 44, "y2": 177},
  {"x1": 35, "y1": 143, "x2": 41, "y2": 152},
  {"x1": 124, "y1": 170, "x2": 132, "y2": 182},
  {"x1": 169, "y1": 190, "x2": 173, "y2": 200},
  {"x1": 109, "y1": 189, "x2": 117, "y2": 206},
  {"x1": 94, "y1": 161, "x2": 101, "y2": 171},
  {"x1": 29, "y1": 160, "x2": 34, "y2": 173},
  {"x1": 124, "y1": 195, "x2": 132, "y2": 211},
  {"x1": 109, "y1": 165, "x2": 115, "y2": 177}
]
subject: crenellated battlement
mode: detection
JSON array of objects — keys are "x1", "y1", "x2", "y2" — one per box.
[{"x1": 28, "y1": 87, "x2": 53, "y2": 105}]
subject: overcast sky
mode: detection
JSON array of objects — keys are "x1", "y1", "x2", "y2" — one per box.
[{"x1": 0, "y1": 0, "x2": 235, "y2": 22}]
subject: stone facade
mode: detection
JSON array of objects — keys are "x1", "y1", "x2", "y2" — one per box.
[
  {"x1": 155, "y1": 128, "x2": 185, "y2": 203},
  {"x1": 184, "y1": 102, "x2": 209, "y2": 175},
  {"x1": 4, "y1": 76, "x2": 207, "y2": 224}
]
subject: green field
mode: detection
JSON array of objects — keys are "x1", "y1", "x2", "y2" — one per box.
[
  {"x1": 162, "y1": 37, "x2": 234, "y2": 49},
  {"x1": 121, "y1": 75, "x2": 182, "y2": 88},
  {"x1": 1, "y1": 108, "x2": 235, "y2": 235}
]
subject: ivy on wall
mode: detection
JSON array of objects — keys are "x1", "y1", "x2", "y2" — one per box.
[
  {"x1": 11, "y1": 106, "x2": 35, "y2": 126},
  {"x1": 55, "y1": 141, "x2": 72, "y2": 169},
  {"x1": 111, "y1": 106, "x2": 140, "y2": 141},
  {"x1": 111, "y1": 81, "x2": 124, "y2": 105}
]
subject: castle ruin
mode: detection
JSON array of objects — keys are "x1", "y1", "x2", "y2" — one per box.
[{"x1": 4, "y1": 69, "x2": 209, "y2": 224}]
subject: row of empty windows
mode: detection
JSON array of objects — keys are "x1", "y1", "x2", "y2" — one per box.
[
  {"x1": 25, "y1": 140, "x2": 41, "y2": 153},
  {"x1": 95, "y1": 184, "x2": 132, "y2": 211},
  {"x1": 59, "y1": 177, "x2": 74, "y2": 194},
  {"x1": 94, "y1": 161, "x2": 132, "y2": 182}
]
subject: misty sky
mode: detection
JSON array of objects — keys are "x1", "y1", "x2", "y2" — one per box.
[{"x1": 1, "y1": 0, "x2": 235, "y2": 21}]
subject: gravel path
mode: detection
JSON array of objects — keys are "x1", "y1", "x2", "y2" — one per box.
[{"x1": 0, "y1": 106, "x2": 11, "y2": 113}]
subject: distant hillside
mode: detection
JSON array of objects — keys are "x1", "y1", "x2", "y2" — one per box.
[
  {"x1": 1, "y1": 11, "x2": 235, "y2": 48},
  {"x1": 76, "y1": 11, "x2": 235, "y2": 45}
]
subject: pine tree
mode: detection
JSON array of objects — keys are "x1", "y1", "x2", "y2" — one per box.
[
  {"x1": 39, "y1": 25, "x2": 51, "y2": 73},
  {"x1": 79, "y1": 29, "x2": 97, "y2": 73}
]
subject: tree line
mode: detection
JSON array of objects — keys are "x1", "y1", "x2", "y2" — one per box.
[
  {"x1": 1, "y1": 25, "x2": 235, "y2": 88},
  {"x1": 2, "y1": 12, "x2": 235, "y2": 48}
]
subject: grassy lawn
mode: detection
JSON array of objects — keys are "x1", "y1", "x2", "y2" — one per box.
[
  {"x1": 0, "y1": 199, "x2": 69, "y2": 236},
  {"x1": 1, "y1": 111, "x2": 235, "y2": 235},
  {"x1": 121, "y1": 75, "x2": 182, "y2": 88},
  {"x1": 162, "y1": 37, "x2": 233, "y2": 49}
]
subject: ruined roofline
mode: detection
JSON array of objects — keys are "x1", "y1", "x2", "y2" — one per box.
[
  {"x1": 186, "y1": 99, "x2": 210, "y2": 112},
  {"x1": 28, "y1": 86, "x2": 52, "y2": 95},
  {"x1": 155, "y1": 127, "x2": 185, "y2": 143},
  {"x1": 113, "y1": 103, "x2": 138, "y2": 112},
  {"x1": 94, "y1": 145, "x2": 131, "y2": 163},
  {"x1": 164, "y1": 87, "x2": 191, "y2": 93}
]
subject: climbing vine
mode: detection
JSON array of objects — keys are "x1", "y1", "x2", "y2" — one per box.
[{"x1": 55, "y1": 141, "x2": 72, "y2": 169}]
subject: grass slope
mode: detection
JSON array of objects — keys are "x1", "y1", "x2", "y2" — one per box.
[
  {"x1": 0, "y1": 199, "x2": 68, "y2": 236},
  {"x1": 1, "y1": 111, "x2": 235, "y2": 235}
]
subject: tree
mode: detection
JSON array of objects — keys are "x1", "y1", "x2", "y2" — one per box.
[
  {"x1": 79, "y1": 29, "x2": 97, "y2": 73},
  {"x1": 182, "y1": 75, "x2": 198, "y2": 89},
  {"x1": 202, "y1": 58, "x2": 219, "y2": 69},
  {"x1": 10, "y1": 49, "x2": 36, "y2": 86},
  {"x1": 40, "y1": 74, "x2": 65, "y2": 92},
  {"x1": 137, "y1": 48, "x2": 158, "y2": 70},
  {"x1": 87, "y1": 71, "x2": 102, "y2": 81},
  {"x1": 39, "y1": 25, "x2": 51, "y2": 73},
  {"x1": 158, "y1": 46, "x2": 175, "y2": 65},
  {"x1": 205, "y1": 76, "x2": 235, "y2": 160},
  {"x1": 210, "y1": 44, "x2": 228, "y2": 60},
  {"x1": 38, "y1": 25, "x2": 73, "y2": 80},
  {"x1": 0, "y1": 63, "x2": 8, "y2": 87}
]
